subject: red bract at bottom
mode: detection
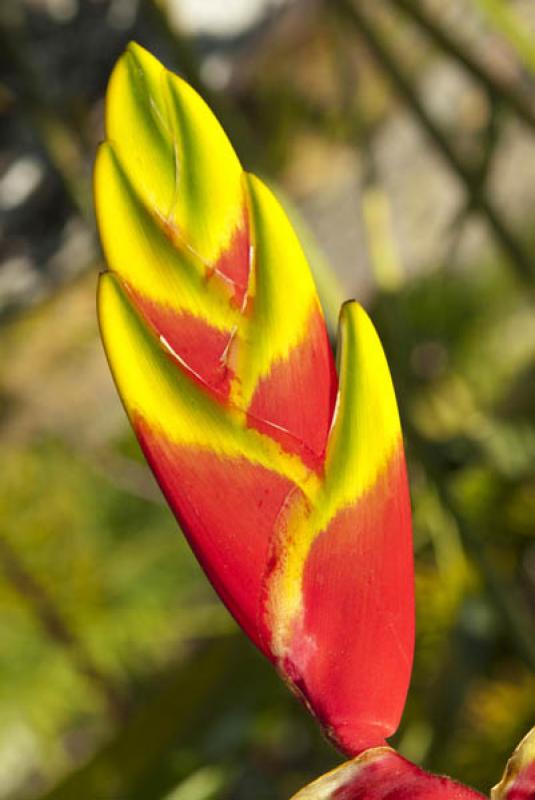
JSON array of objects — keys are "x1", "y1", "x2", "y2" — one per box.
[{"x1": 291, "y1": 749, "x2": 485, "y2": 800}]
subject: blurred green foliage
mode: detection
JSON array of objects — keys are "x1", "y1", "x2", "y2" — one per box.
[{"x1": 1, "y1": 0, "x2": 535, "y2": 798}]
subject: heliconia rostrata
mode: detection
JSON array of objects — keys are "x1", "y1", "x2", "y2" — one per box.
[{"x1": 95, "y1": 43, "x2": 535, "y2": 799}]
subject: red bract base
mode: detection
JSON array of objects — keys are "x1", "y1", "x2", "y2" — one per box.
[
  {"x1": 291, "y1": 748, "x2": 485, "y2": 800},
  {"x1": 491, "y1": 728, "x2": 535, "y2": 800}
]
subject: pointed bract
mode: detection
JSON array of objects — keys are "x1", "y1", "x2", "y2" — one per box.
[{"x1": 96, "y1": 43, "x2": 414, "y2": 756}]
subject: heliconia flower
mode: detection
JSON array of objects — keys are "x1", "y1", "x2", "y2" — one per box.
[
  {"x1": 492, "y1": 727, "x2": 535, "y2": 800},
  {"x1": 95, "y1": 42, "x2": 414, "y2": 757}
]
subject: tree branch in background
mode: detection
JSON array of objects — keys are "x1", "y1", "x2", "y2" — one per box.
[{"x1": 335, "y1": 0, "x2": 535, "y2": 286}]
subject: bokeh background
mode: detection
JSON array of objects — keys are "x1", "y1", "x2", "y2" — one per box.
[{"x1": 1, "y1": 0, "x2": 535, "y2": 797}]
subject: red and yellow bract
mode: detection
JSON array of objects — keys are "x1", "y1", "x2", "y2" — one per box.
[
  {"x1": 289, "y1": 727, "x2": 535, "y2": 799},
  {"x1": 95, "y1": 42, "x2": 414, "y2": 757}
]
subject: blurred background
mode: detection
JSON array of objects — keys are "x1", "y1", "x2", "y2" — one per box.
[{"x1": 1, "y1": 0, "x2": 535, "y2": 797}]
